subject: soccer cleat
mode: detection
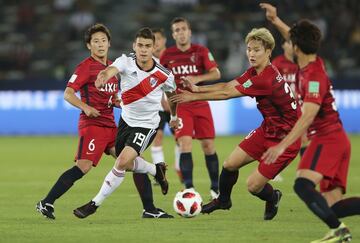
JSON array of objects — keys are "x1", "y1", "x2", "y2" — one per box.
[
  {"x1": 154, "y1": 162, "x2": 168, "y2": 195},
  {"x1": 73, "y1": 201, "x2": 98, "y2": 219},
  {"x1": 36, "y1": 201, "x2": 55, "y2": 220},
  {"x1": 264, "y1": 189, "x2": 282, "y2": 220},
  {"x1": 201, "y1": 198, "x2": 232, "y2": 214},
  {"x1": 210, "y1": 189, "x2": 219, "y2": 200},
  {"x1": 310, "y1": 223, "x2": 352, "y2": 243},
  {"x1": 142, "y1": 208, "x2": 174, "y2": 218}
]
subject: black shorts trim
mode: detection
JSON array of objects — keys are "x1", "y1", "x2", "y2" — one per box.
[{"x1": 310, "y1": 144, "x2": 323, "y2": 170}]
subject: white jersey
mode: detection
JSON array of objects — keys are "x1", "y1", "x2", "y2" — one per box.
[{"x1": 111, "y1": 53, "x2": 176, "y2": 129}]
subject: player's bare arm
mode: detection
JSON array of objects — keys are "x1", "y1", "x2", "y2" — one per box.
[
  {"x1": 260, "y1": 3, "x2": 290, "y2": 40},
  {"x1": 95, "y1": 66, "x2": 119, "y2": 89},
  {"x1": 64, "y1": 87, "x2": 100, "y2": 117},
  {"x1": 170, "y1": 80, "x2": 243, "y2": 103},
  {"x1": 161, "y1": 94, "x2": 170, "y2": 112},
  {"x1": 262, "y1": 102, "x2": 320, "y2": 164},
  {"x1": 183, "y1": 67, "x2": 221, "y2": 85},
  {"x1": 165, "y1": 91, "x2": 180, "y2": 129}
]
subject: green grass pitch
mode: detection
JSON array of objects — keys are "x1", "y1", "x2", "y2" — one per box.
[{"x1": 0, "y1": 135, "x2": 359, "y2": 243}]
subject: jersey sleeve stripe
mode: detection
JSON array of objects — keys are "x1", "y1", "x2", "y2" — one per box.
[{"x1": 156, "y1": 63, "x2": 171, "y2": 75}]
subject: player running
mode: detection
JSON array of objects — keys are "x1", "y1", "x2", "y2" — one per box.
[{"x1": 73, "y1": 27, "x2": 179, "y2": 219}]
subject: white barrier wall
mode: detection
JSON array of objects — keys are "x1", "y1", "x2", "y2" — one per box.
[{"x1": 1, "y1": 90, "x2": 360, "y2": 135}]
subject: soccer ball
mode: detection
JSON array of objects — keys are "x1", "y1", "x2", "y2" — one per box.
[{"x1": 173, "y1": 189, "x2": 203, "y2": 218}]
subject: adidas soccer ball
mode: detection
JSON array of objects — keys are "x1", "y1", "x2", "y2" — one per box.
[{"x1": 173, "y1": 189, "x2": 203, "y2": 218}]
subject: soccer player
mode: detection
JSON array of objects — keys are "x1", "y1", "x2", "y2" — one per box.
[
  {"x1": 261, "y1": 3, "x2": 360, "y2": 242},
  {"x1": 161, "y1": 17, "x2": 221, "y2": 198},
  {"x1": 170, "y1": 27, "x2": 301, "y2": 220},
  {"x1": 73, "y1": 27, "x2": 179, "y2": 219},
  {"x1": 35, "y1": 23, "x2": 120, "y2": 220}
]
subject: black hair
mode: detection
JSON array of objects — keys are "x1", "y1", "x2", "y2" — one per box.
[{"x1": 289, "y1": 19, "x2": 322, "y2": 54}]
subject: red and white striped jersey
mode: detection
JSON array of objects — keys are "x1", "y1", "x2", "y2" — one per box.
[{"x1": 111, "y1": 53, "x2": 175, "y2": 129}]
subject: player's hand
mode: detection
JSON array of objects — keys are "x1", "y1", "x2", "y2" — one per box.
[
  {"x1": 95, "y1": 72, "x2": 107, "y2": 89},
  {"x1": 169, "y1": 117, "x2": 180, "y2": 130},
  {"x1": 180, "y1": 76, "x2": 200, "y2": 92},
  {"x1": 259, "y1": 3, "x2": 278, "y2": 23},
  {"x1": 83, "y1": 105, "x2": 101, "y2": 117},
  {"x1": 261, "y1": 144, "x2": 286, "y2": 164},
  {"x1": 113, "y1": 97, "x2": 122, "y2": 108},
  {"x1": 169, "y1": 90, "x2": 194, "y2": 103}
]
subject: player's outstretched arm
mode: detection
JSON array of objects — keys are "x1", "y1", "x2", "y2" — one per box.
[
  {"x1": 184, "y1": 67, "x2": 221, "y2": 84},
  {"x1": 260, "y1": 3, "x2": 290, "y2": 40},
  {"x1": 95, "y1": 66, "x2": 119, "y2": 89},
  {"x1": 64, "y1": 87, "x2": 100, "y2": 117},
  {"x1": 170, "y1": 79, "x2": 243, "y2": 103}
]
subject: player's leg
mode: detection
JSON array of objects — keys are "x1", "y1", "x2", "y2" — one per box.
[
  {"x1": 177, "y1": 135, "x2": 193, "y2": 188},
  {"x1": 151, "y1": 111, "x2": 169, "y2": 165},
  {"x1": 247, "y1": 169, "x2": 282, "y2": 220},
  {"x1": 73, "y1": 145, "x2": 138, "y2": 218},
  {"x1": 202, "y1": 146, "x2": 255, "y2": 214},
  {"x1": 253, "y1": 138, "x2": 300, "y2": 220},
  {"x1": 175, "y1": 106, "x2": 195, "y2": 189},
  {"x1": 322, "y1": 134, "x2": 360, "y2": 219},
  {"x1": 323, "y1": 187, "x2": 360, "y2": 218},
  {"x1": 296, "y1": 131, "x2": 353, "y2": 242},
  {"x1": 295, "y1": 170, "x2": 351, "y2": 243},
  {"x1": 36, "y1": 126, "x2": 108, "y2": 219}
]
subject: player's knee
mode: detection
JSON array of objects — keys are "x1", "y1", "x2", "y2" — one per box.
[
  {"x1": 201, "y1": 140, "x2": 215, "y2": 154},
  {"x1": 76, "y1": 160, "x2": 92, "y2": 174},
  {"x1": 294, "y1": 177, "x2": 315, "y2": 198},
  {"x1": 223, "y1": 160, "x2": 237, "y2": 171},
  {"x1": 115, "y1": 156, "x2": 130, "y2": 170},
  {"x1": 246, "y1": 177, "x2": 263, "y2": 194}
]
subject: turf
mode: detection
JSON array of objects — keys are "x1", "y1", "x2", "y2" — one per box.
[{"x1": 0, "y1": 135, "x2": 359, "y2": 243}]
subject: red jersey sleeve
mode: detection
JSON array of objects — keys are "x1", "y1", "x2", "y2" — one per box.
[
  {"x1": 234, "y1": 69, "x2": 273, "y2": 97},
  {"x1": 303, "y1": 73, "x2": 327, "y2": 105},
  {"x1": 200, "y1": 46, "x2": 218, "y2": 71},
  {"x1": 66, "y1": 63, "x2": 90, "y2": 91}
]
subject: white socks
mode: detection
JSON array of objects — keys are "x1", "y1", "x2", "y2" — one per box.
[
  {"x1": 133, "y1": 156, "x2": 156, "y2": 176},
  {"x1": 151, "y1": 146, "x2": 164, "y2": 164},
  {"x1": 174, "y1": 144, "x2": 180, "y2": 171},
  {"x1": 92, "y1": 167, "x2": 125, "y2": 206}
]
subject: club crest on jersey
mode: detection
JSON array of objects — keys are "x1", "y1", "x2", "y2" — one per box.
[
  {"x1": 131, "y1": 71, "x2": 137, "y2": 77},
  {"x1": 190, "y1": 53, "x2": 196, "y2": 63},
  {"x1": 243, "y1": 79, "x2": 253, "y2": 88},
  {"x1": 150, "y1": 77, "x2": 158, "y2": 87}
]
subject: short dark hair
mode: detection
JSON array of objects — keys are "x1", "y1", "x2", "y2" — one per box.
[
  {"x1": 289, "y1": 19, "x2": 322, "y2": 54},
  {"x1": 84, "y1": 23, "x2": 111, "y2": 44},
  {"x1": 152, "y1": 27, "x2": 166, "y2": 37},
  {"x1": 134, "y1": 27, "x2": 155, "y2": 42},
  {"x1": 171, "y1": 17, "x2": 191, "y2": 30}
]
